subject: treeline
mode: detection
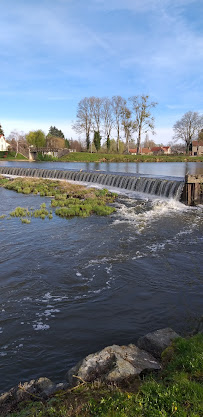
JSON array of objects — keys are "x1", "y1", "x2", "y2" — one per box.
[{"x1": 72, "y1": 95, "x2": 157, "y2": 153}]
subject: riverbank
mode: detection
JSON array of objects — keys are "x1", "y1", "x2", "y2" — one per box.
[
  {"x1": 1, "y1": 329, "x2": 202, "y2": 417},
  {"x1": 57, "y1": 153, "x2": 203, "y2": 163},
  {"x1": 1, "y1": 152, "x2": 203, "y2": 163}
]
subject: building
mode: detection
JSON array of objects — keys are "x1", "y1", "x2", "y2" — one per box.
[
  {"x1": 129, "y1": 149, "x2": 137, "y2": 155},
  {"x1": 140, "y1": 147, "x2": 152, "y2": 155},
  {"x1": 0, "y1": 135, "x2": 9, "y2": 152},
  {"x1": 192, "y1": 141, "x2": 203, "y2": 156}
]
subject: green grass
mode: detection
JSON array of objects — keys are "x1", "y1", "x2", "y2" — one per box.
[
  {"x1": 5, "y1": 334, "x2": 203, "y2": 417},
  {"x1": 0, "y1": 151, "x2": 27, "y2": 160},
  {"x1": 58, "y1": 152, "x2": 203, "y2": 163}
]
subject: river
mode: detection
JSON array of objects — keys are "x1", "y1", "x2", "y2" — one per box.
[{"x1": 0, "y1": 161, "x2": 202, "y2": 393}]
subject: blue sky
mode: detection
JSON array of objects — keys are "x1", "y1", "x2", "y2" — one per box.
[{"x1": 1, "y1": 0, "x2": 203, "y2": 144}]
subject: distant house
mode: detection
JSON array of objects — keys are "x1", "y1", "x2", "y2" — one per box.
[
  {"x1": 129, "y1": 146, "x2": 171, "y2": 155},
  {"x1": 151, "y1": 146, "x2": 171, "y2": 155},
  {"x1": 0, "y1": 135, "x2": 9, "y2": 152},
  {"x1": 129, "y1": 149, "x2": 137, "y2": 155},
  {"x1": 192, "y1": 141, "x2": 203, "y2": 156},
  {"x1": 140, "y1": 147, "x2": 152, "y2": 155}
]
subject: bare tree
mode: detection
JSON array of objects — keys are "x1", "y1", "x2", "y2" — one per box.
[
  {"x1": 102, "y1": 97, "x2": 114, "y2": 151},
  {"x1": 72, "y1": 97, "x2": 93, "y2": 151},
  {"x1": 91, "y1": 97, "x2": 103, "y2": 134},
  {"x1": 129, "y1": 95, "x2": 157, "y2": 154},
  {"x1": 7, "y1": 130, "x2": 28, "y2": 157},
  {"x1": 173, "y1": 111, "x2": 203, "y2": 153},
  {"x1": 112, "y1": 95, "x2": 126, "y2": 152}
]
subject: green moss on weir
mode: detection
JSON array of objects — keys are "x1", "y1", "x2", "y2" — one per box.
[{"x1": 0, "y1": 177, "x2": 117, "y2": 223}]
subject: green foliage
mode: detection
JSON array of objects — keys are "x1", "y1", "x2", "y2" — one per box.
[
  {"x1": 10, "y1": 207, "x2": 29, "y2": 217},
  {"x1": 36, "y1": 153, "x2": 58, "y2": 161},
  {"x1": 93, "y1": 131, "x2": 101, "y2": 152},
  {"x1": 0, "y1": 123, "x2": 4, "y2": 136},
  {"x1": 26, "y1": 130, "x2": 46, "y2": 147},
  {"x1": 64, "y1": 139, "x2": 70, "y2": 148},
  {"x1": 48, "y1": 126, "x2": 65, "y2": 138}
]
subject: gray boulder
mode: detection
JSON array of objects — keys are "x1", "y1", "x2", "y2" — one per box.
[
  {"x1": 66, "y1": 343, "x2": 161, "y2": 386},
  {"x1": 137, "y1": 328, "x2": 180, "y2": 359},
  {"x1": 0, "y1": 377, "x2": 56, "y2": 416}
]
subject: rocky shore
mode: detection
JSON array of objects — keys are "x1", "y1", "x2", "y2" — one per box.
[{"x1": 0, "y1": 328, "x2": 180, "y2": 416}]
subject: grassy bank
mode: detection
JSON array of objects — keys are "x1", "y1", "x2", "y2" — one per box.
[
  {"x1": 59, "y1": 152, "x2": 203, "y2": 163},
  {"x1": 0, "y1": 177, "x2": 117, "y2": 220},
  {"x1": 4, "y1": 334, "x2": 203, "y2": 417},
  {"x1": 0, "y1": 151, "x2": 27, "y2": 161}
]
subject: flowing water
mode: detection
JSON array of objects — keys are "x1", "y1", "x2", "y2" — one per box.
[{"x1": 0, "y1": 162, "x2": 202, "y2": 393}]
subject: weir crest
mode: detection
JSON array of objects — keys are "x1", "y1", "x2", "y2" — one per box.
[{"x1": 0, "y1": 167, "x2": 185, "y2": 200}]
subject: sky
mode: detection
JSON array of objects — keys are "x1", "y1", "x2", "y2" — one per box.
[{"x1": 0, "y1": 0, "x2": 203, "y2": 144}]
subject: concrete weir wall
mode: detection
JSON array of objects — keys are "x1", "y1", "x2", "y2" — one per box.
[
  {"x1": 181, "y1": 175, "x2": 203, "y2": 206},
  {"x1": 0, "y1": 167, "x2": 202, "y2": 205}
]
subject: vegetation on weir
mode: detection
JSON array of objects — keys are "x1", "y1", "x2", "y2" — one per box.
[
  {"x1": 5, "y1": 334, "x2": 203, "y2": 417},
  {"x1": 0, "y1": 177, "x2": 116, "y2": 222}
]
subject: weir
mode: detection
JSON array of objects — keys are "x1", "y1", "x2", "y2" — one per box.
[{"x1": 0, "y1": 166, "x2": 189, "y2": 201}]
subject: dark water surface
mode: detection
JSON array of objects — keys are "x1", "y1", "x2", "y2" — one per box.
[{"x1": 0, "y1": 162, "x2": 203, "y2": 393}]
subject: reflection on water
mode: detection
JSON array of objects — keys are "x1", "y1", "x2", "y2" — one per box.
[
  {"x1": 0, "y1": 160, "x2": 203, "y2": 177},
  {"x1": 0, "y1": 186, "x2": 202, "y2": 393}
]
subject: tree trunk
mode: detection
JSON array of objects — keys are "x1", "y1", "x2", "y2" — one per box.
[
  {"x1": 117, "y1": 125, "x2": 119, "y2": 153},
  {"x1": 137, "y1": 128, "x2": 141, "y2": 154}
]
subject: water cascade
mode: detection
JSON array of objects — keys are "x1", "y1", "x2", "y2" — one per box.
[{"x1": 0, "y1": 167, "x2": 185, "y2": 200}]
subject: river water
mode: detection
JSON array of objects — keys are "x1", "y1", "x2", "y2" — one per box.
[{"x1": 0, "y1": 161, "x2": 203, "y2": 393}]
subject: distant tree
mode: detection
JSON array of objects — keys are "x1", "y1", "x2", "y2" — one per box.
[
  {"x1": 143, "y1": 133, "x2": 156, "y2": 148},
  {"x1": 7, "y1": 130, "x2": 27, "y2": 157},
  {"x1": 112, "y1": 96, "x2": 127, "y2": 152},
  {"x1": 46, "y1": 136, "x2": 65, "y2": 148},
  {"x1": 93, "y1": 131, "x2": 101, "y2": 152},
  {"x1": 26, "y1": 130, "x2": 46, "y2": 148},
  {"x1": 173, "y1": 111, "x2": 203, "y2": 154},
  {"x1": 102, "y1": 97, "x2": 114, "y2": 152},
  {"x1": 0, "y1": 124, "x2": 4, "y2": 136},
  {"x1": 69, "y1": 139, "x2": 84, "y2": 152},
  {"x1": 73, "y1": 98, "x2": 93, "y2": 151},
  {"x1": 121, "y1": 106, "x2": 133, "y2": 153},
  {"x1": 129, "y1": 95, "x2": 157, "y2": 154},
  {"x1": 47, "y1": 126, "x2": 65, "y2": 138},
  {"x1": 64, "y1": 139, "x2": 70, "y2": 148},
  {"x1": 198, "y1": 129, "x2": 203, "y2": 142}
]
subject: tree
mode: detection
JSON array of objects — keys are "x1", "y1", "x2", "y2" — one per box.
[
  {"x1": 47, "y1": 126, "x2": 65, "y2": 138},
  {"x1": 91, "y1": 97, "x2": 103, "y2": 134},
  {"x1": 72, "y1": 97, "x2": 93, "y2": 151},
  {"x1": 46, "y1": 136, "x2": 65, "y2": 148},
  {"x1": 129, "y1": 95, "x2": 157, "y2": 154},
  {"x1": 64, "y1": 139, "x2": 70, "y2": 148},
  {"x1": 102, "y1": 97, "x2": 114, "y2": 152},
  {"x1": 198, "y1": 129, "x2": 203, "y2": 142},
  {"x1": 112, "y1": 96, "x2": 127, "y2": 152},
  {"x1": 173, "y1": 111, "x2": 203, "y2": 154},
  {"x1": 93, "y1": 131, "x2": 101, "y2": 152},
  {"x1": 0, "y1": 124, "x2": 4, "y2": 136},
  {"x1": 26, "y1": 130, "x2": 46, "y2": 148},
  {"x1": 143, "y1": 133, "x2": 156, "y2": 148},
  {"x1": 121, "y1": 106, "x2": 133, "y2": 153},
  {"x1": 7, "y1": 130, "x2": 27, "y2": 157}
]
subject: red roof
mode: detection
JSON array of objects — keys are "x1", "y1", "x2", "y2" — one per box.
[
  {"x1": 151, "y1": 147, "x2": 162, "y2": 152},
  {"x1": 193, "y1": 141, "x2": 203, "y2": 146},
  {"x1": 129, "y1": 149, "x2": 137, "y2": 153},
  {"x1": 141, "y1": 148, "x2": 151, "y2": 154}
]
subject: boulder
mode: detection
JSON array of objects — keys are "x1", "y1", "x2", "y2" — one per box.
[
  {"x1": 66, "y1": 343, "x2": 161, "y2": 386},
  {"x1": 137, "y1": 328, "x2": 180, "y2": 359},
  {"x1": 0, "y1": 377, "x2": 56, "y2": 416}
]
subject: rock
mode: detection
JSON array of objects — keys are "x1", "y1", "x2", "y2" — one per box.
[
  {"x1": 137, "y1": 328, "x2": 180, "y2": 359},
  {"x1": 66, "y1": 343, "x2": 161, "y2": 386},
  {"x1": 0, "y1": 377, "x2": 56, "y2": 416}
]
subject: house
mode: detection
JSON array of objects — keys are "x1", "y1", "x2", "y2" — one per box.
[
  {"x1": 151, "y1": 146, "x2": 171, "y2": 155},
  {"x1": 0, "y1": 135, "x2": 9, "y2": 152},
  {"x1": 140, "y1": 147, "x2": 152, "y2": 155},
  {"x1": 192, "y1": 141, "x2": 203, "y2": 156},
  {"x1": 129, "y1": 149, "x2": 137, "y2": 155}
]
